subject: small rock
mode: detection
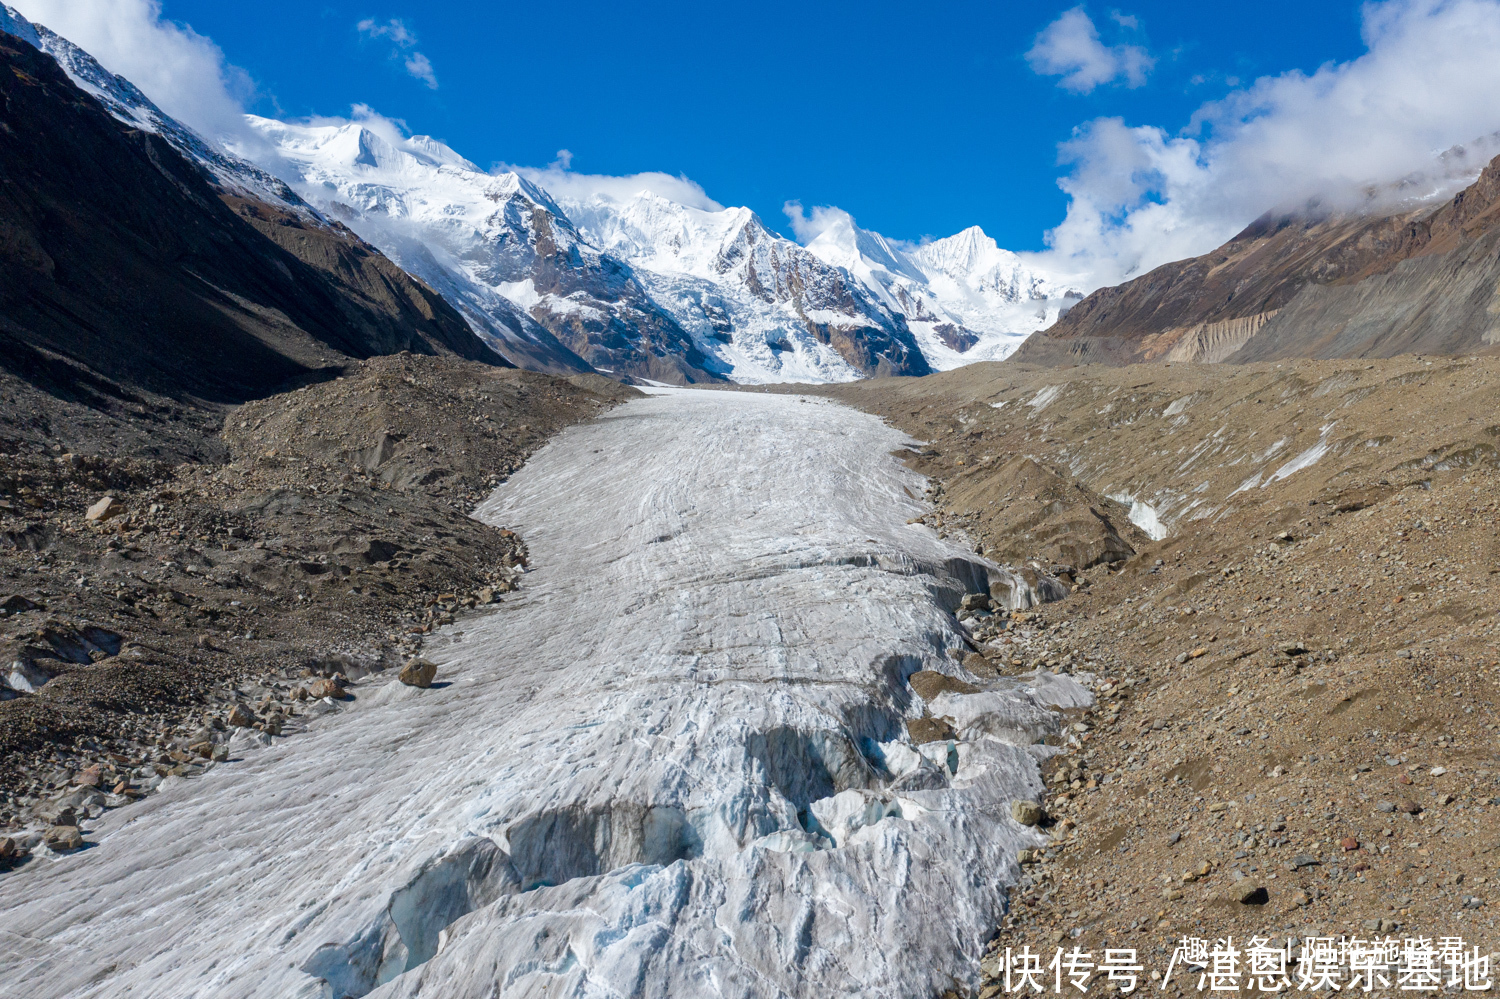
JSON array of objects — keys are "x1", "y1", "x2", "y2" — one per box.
[
  {"x1": 0, "y1": 837, "x2": 15, "y2": 860},
  {"x1": 1167, "y1": 831, "x2": 1181, "y2": 845},
  {"x1": 1011, "y1": 800, "x2": 1046, "y2": 827},
  {"x1": 0, "y1": 594, "x2": 39, "y2": 616},
  {"x1": 1291, "y1": 854, "x2": 1320, "y2": 869},
  {"x1": 1430, "y1": 766, "x2": 1447, "y2": 777},
  {"x1": 211, "y1": 745, "x2": 230, "y2": 763},
  {"x1": 226, "y1": 704, "x2": 254, "y2": 728},
  {"x1": 1238, "y1": 886, "x2": 1270, "y2": 906},
  {"x1": 1397, "y1": 799, "x2": 1422, "y2": 815},
  {"x1": 398, "y1": 659, "x2": 438, "y2": 688},
  {"x1": 1188, "y1": 647, "x2": 1208, "y2": 659},
  {"x1": 1340, "y1": 836, "x2": 1359, "y2": 851},
  {"x1": 189, "y1": 741, "x2": 214, "y2": 760},
  {"x1": 85, "y1": 496, "x2": 124, "y2": 522},
  {"x1": 1376, "y1": 801, "x2": 1396, "y2": 813},
  {"x1": 44, "y1": 826, "x2": 84, "y2": 851},
  {"x1": 1291, "y1": 890, "x2": 1312, "y2": 907}
]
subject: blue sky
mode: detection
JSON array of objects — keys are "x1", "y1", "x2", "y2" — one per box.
[
  {"x1": 136, "y1": 0, "x2": 1365, "y2": 249},
  {"x1": 17, "y1": 0, "x2": 1500, "y2": 286}
]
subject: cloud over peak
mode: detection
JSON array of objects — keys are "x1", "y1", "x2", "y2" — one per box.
[
  {"x1": 1034, "y1": 0, "x2": 1500, "y2": 290},
  {"x1": 356, "y1": 17, "x2": 437, "y2": 89},
  {"x1": 1027, "y1": 7, "x2": 1154, "y2": 94}
]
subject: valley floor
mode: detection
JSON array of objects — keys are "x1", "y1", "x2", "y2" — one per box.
[
  {"x1": 0, "y1": 388, "x2": 1077, "y2": 998},
  {"x1": 827, "y1": 357, "x2": 1500, "y2": 993}
]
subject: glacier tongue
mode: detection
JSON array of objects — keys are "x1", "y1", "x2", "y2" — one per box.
[{"x1": 0, "y1": 390, "x2": 1085, "y2": 999}]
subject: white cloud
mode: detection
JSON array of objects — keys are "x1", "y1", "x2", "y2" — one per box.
[
  {"x1": 1031, "y1": 0, "x2": 1500, "y2": 290},
  {"x1": 1027, "y1": 7, "x2": 1153, "y2": 94},
  {"x1": 782, "y1": 201, "x2": 853, "y2": 243},
  {"x1": 10, "y1": 0, "x2": 255, "y2": 144},
  {"x1": 356, "y1": 17, "x2": 437, "y2": 89},
  {"x1": 506, "y1": 159, "x2": 723, "y2": 212}
]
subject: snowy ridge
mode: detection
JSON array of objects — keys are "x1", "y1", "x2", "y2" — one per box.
[
  {"x1": 2, "y1": 1, "x2": 1075, "y2": 381},
  {"x1": 0, "y1": 5, "x2": 313, "y2": 218},
  {"x1": 806, "y1": 214, "x2": 1081, "y2": 369},
  {"x1": 246, "y1": 117, "x2": 718, "y2": 380},
  {"x1": 564, "y1": 193, "x2": 929, "y2": 382}
]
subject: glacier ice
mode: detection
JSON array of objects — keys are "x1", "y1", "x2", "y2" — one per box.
[{"x1": 0, "y1": 320, "x2": 1082, "y2": 999}]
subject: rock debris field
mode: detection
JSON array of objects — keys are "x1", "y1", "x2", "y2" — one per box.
[{"x1": 0, "y1": 388, "x2": 1086, "y2": 998}]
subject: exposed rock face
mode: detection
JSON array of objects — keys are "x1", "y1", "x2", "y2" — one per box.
[
  {"x1": 1014, "y1": 153, "x2": 1500, "y2": 366},
  {"x1": 0, "y1": 33, "x2": 506, "y2": 406}
]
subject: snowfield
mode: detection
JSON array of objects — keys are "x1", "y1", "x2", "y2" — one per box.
[{"x1": 0, "y1": 391, "x2": 1085, "y2": 999}]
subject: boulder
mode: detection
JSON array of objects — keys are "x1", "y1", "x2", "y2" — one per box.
[
  {"x1": 398, "y1": 659, "x2": 437, "y2": 688},
  {"x1": 308, "y1": 677, "x2": 345, "y2": 699},
  {"x1": 44, "y1": 826, "x2": 84, "y2": 851},
  {"x1": 85, "y1": 496, "x2": 124, "y2": 522},
  {"x1": 1011, "y1": 799, "x2": 1046, "y2": 827},
  {"x1": 1238, "y1": 885, "x2": 1270, "y2": 905},
  {"x1": 225, "y1": 704, "x2": 254, "y2": 728}
]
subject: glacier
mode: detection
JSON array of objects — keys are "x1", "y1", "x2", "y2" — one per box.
[{"x1": 0, "y1": 390, "x2": 1087, "y2": 999}]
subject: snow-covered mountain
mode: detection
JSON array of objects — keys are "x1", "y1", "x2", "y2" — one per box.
[
  {"x1": 562, "y1": 194, "x2": 930, "y2": 382},
  {"x1": 242, "y1": 121, "x2": 933, "y2": 383},
  {"x1": 2, "y1": 0, "x2": 1073, "y2": 383},
  {"x1": 804, "y1": 213, "x2": 1081, "y2": 368},
  {"x1": 242, "y1": 117, "x2": 717, "y2": 379}
]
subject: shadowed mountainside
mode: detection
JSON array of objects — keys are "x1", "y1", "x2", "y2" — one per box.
[{"x1": 0, "y1": 37, "x2": 506, "y2": 408}]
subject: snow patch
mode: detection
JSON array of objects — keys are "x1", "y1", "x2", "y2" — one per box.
[
  {"x1": 1109, "y1": 493, "x2": 1168, "y2": 540},
  {"x1": 1264, "y1": 424, "x2": 1336, "y2": 486}
]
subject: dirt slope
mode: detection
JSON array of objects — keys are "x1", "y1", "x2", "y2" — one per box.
[
  {"x1": 827, "y1": 357, "x2": 1500, "y2": 984},
  {"x1": 1014, "y1": 156, "x2": 1500, "y2": 368}
]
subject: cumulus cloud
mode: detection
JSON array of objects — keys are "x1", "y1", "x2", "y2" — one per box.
[
  {"x1": 1026, "y1": 7, "x2": 1153, "y2": 94},
  {"x1": 505, "y1": 158, "x2": 723, "y2": 212},
  {"x1": 356, "y1": 17, "x2": 438, "y2": 89},
  {"x1": 11, "y1": 0, "x2": 256, "y2": 144},
  {"x1": 782, "y1": 202, "x2": 854, "y2": 243},
  {"x1": 1031, "y1": 0, "x2": 1500, "y2": 290}
]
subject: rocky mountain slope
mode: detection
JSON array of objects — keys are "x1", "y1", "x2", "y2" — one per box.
[
  {"x1": 0, "y1": 22, "x2": 504, "y2": 407},
  {"x1": 1013, "y1": 156, "x2": 1500, "y2": 367},
  {"x1": 827, "y1": 356, "x2": 1500, "y2": 964}
]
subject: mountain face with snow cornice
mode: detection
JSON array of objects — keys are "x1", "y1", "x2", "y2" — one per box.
[
  {"x1": 562, "y1": 194, "x2": 931, "y2": 381},
  {"x1": 803, "y1": 213, "x2": 1081, "y2": 369}
]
